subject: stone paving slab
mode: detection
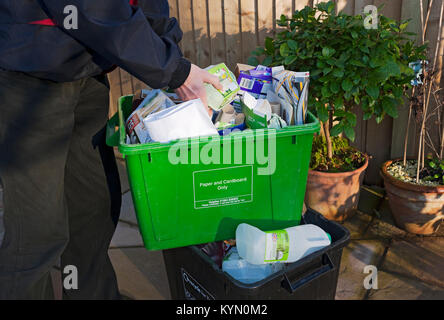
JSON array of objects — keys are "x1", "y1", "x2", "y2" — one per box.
[
  {"x1": 380, "y1": 238, "x2": 444, "y2": 288},
  {"x1": 110, "y1": 221, "x2": 144, "y2": 249},
  {"x1": 367, "y1": 270, "x2": 444, "y2": 300},
  {"x1": 109, "y1": 248, "x2": 170, "y2": 300},
  {"x1": 335, "y1": 240, "x2": 387, "y2": 300},
  {"x1": 120, "y1": 192, "x2": 138, "y2": 225},
  {"x1": 341, "y1": 210, "x2": 373, "y2": 240}
]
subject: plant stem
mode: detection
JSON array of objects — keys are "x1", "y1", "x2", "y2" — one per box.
[
  {"x1": 323, "y1": 120, "x2": 333, "y2": 160},
  {"x1": 417, "y1": 129, "x2": 423, "y2": 183},
  {"x1": 403, "y1": 87, "x2": 415, "y2": 166}
]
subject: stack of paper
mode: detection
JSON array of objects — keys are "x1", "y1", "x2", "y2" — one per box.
[{"x1": 142, "y1": 99, "x2": 218, "y2": 143}]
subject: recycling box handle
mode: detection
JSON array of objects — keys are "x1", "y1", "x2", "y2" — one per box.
[
  {"x1": 281, "y1": 253, "x2": 334, "y2": 294},
  {"x1": 106, "y1": 111, "x2": 121, "y2": 147}
]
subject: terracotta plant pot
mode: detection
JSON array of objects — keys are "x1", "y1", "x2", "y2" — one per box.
[
  {"x1": 305, "y1": 155, "x2": 369, "y2": 222},
  {"x1": 381, "y1": 160, "x2": 444, "y2": 235}
]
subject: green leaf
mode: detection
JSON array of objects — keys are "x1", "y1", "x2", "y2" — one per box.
[
  {"x1": 363, "y1": 112, "x2": 373, "y2": 120},
  {"x1": 330, "y1": 124, "x2": 343, "y2": 137},
  {"x1": 287, "y1": 40, "x2": 298, "y2": 51},
  {"x1": 383, "y1": 97, "x2": 399, "y2": 118},
  {"x1": 285, "y1": 55, "x2": 297, "y2": 65},
  {"x1": 385, "y1": 60, "x2": 401, "y2": 77},
  {"x1": 334, "y1": 109, "x2": 346, "y2": 117},
  {"x1": 334, "y1": 96, "x2": 344, "y2": 108},
  {"x1": 342, "y1": 79, "x2": 353, "y2": 92},
  {"x1": 247, "y1": 56, "x2": 260, "y2": 66},
  {"x1": 351, "y1": 31, "x2": 358, "y2": 39},
  {"x1": 323, "y1": 67, "x2": 332, "y2": 75},
  {"x1": 366, "y1": 85, "x2": 380, "y2": 100},
  {"x1": 332, "y1": 69, "x2": 344, "y2": 78},
  {"x1": 350, "y1": 59, "x2": 366, "y2": 67},
  {"x1": 346, "y1": 112, "x2": 357, "y2": 126},
  {"x1": 330, "y1": 81, "x2": 340, "y2": 94},
  {"x1": 400, "y1": 22, "x2": 409, "y2": 31},
  {"x1": 280, "y1": 43, "x2": 290, "y2": 57},
  {"x1": 321, "y1": 85, "x2": 332, "y2": 97},
  {"x1": 344, "y1": 125, "x2": 356, "y2": 142},
  {"x1": 252, "y1": 47, "x2": 266, "y2": 56},
  {"x1": 317, "y1": 104, "x2": 329, "y2": 122},
  {"x1": 265, "y1": 37, "x2": 274, "y2": 55},
  {"x1": 322, "y1": 47, "x2": 335, "y2": 57},
  {"x1": 262, "y1": 56, "x2": 273, "y2": 66}
]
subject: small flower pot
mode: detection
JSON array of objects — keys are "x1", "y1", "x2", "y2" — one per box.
[
  {"x1": 305, "y1": 155, "x2": 369, "y2": 222},
  {"x1": 381, "y1": 159, "x2": 444, "y2": 235}
]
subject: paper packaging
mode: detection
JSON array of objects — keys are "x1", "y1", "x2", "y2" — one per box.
[
  {"x1": 132, "y1": 88, "x2": 152, "y2": 111},
  {"x1": 126, "y1": 89, "x2": 176, "y2": 144},
  {"x1": 241, "y1": 92, "x2": 269, "y2": 129},
  {"x1": 143, "y1": 99, "x2": 218, "y2": 143},
  {"x1": 272, "y1": 70, "x2": 310, "y2": 126},
  {"x1": 237, "y1": 67, "x2": 273, "y2": 99},
  {"x1": 234, "y1": 63, "x2": 256, "y2": 78},
  {"x1": 204, "y1": 63, "x2": 240, "y2": 111},
  {"x1": 266, "y1": 90, "x2": 281, "y2": 115}
]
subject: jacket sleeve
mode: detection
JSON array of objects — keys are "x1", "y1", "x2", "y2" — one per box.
[
  {"x1": 139, "y1": 0, "x2": 183, "y2": 46},
  {"x1": 38, "y1": 0, "x2": 190, "y2": 89}
]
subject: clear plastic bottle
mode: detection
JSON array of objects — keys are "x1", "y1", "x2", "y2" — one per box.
[
  {"x1": 236, "y1": 223, "x2": 331, "y2": 265},
  {"x1": 222, "y1": 247, "x2": 284, "y2": 284}
]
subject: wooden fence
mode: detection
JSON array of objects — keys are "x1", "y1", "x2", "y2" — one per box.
[{"x1": 108, "y1": 0, "x2": 444, "y2": 185}]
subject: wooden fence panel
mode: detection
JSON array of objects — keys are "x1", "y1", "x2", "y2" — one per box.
[
  {"x1": 240, "y1": 0, "x2": 258, "y2": 64},
  {"x1": 193, "y1": 0, "x2": 212, "y2": 67},
  {"x1": 224, "y1": 0, "x2": 242, "y2": 70}
]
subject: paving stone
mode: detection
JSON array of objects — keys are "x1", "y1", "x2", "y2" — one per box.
[
  {"x1": 367, "y1": 270, "x2": 444, "y2": 300},
  {"x1": 109, "y1": 248, "x2": 170, "y2": 300},
  {"x1": 110, "y1": 221, "x2": 144, "y2": 248},
  {"x1": 380, "y1": 238, "x2": 444, "y2": 288},
  {"x1": 120, "y1": 192, "x2": 138, "y2": 225},
  {"x1": 335, "y1": 240, "x2": 387, "y2": 300},
  {"x1": 341, "y1": 210, "x2": 373, "y2": 240}
]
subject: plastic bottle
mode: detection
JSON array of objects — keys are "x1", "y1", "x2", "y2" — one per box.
[
  {"x1": 236, "y1": 224, "x2": 331, "y2": 265},
  {"x1": 222, "y1": 247, "x2": 284, "y2": 284}
]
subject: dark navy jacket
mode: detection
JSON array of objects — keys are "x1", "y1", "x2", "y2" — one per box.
[{"x1": 0, "y1": 0, "x2": 190, "y2": 89}]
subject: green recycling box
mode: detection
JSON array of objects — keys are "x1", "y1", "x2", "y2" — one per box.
[{"x1": 106, "y1": 95, "x2": 320, "y2": 250}]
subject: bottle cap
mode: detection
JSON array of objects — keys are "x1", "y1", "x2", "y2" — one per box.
[{"x1": 326, "y1": 233, "x2": 332, "y2": 242}]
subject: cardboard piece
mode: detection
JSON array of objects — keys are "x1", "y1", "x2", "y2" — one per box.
[
  {"x1": 234, "y1": 63, "x2": 256, "y2": 78},
  {"x1": 204, "y1": 63, "x2": 240, "y2": 111}
]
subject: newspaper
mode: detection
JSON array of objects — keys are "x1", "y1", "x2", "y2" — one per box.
[{"x1": 126, "y1": 90, "x2": 175, "y2": 144}]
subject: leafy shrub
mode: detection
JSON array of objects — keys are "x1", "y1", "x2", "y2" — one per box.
[{"x1": 249, "y1": 1, "x2": 427, "y2": 172}]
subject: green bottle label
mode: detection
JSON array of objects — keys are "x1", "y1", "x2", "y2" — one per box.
[{"x1": 264, "y1": 230, "x2": 289, "y2": 262}]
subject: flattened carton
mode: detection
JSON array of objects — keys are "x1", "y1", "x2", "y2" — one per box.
[{"x1": 205, "y1": 63, "x2": 240, "y2": 111}]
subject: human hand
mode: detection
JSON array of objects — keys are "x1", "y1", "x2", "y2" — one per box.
[{"x1": 175, "y1": 64, "x2": 223, "y2": 116}]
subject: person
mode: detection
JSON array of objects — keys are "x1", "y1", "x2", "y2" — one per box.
[{"x1": 0, "y1": 0, "x2": 221, "y2": 300}]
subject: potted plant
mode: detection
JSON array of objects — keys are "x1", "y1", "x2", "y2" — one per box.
[
  {"x1": 250, "y1": 1, "x2": 425, "y2": 221},
  {"x1": 381, "y1": 0, "x2": 444, "y2": 235}
]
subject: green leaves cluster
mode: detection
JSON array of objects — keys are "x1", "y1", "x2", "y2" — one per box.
[
  {"x1": 423, "y1": 158, "x2": 444, "y2": 185},
  {"x1": 250, "y1": 0, "x2": 427, "y2": 142}
]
